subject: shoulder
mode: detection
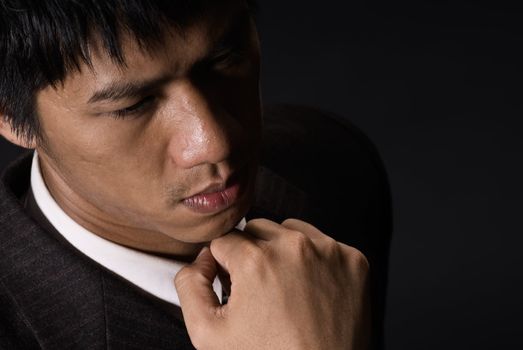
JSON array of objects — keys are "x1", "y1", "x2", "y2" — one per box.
[
  {"x1": 258, "y1": 104, "x2": 392, "y2": 350},
  {"x1": 258, "y1": 104, "x2": 392, "y2": 244},
  {"x1": 0, "y1": 153, "x2": 41, "y2": 348}
]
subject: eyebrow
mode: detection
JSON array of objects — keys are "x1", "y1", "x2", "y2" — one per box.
[
  {"x1": 208, "y1": 9, "x2": 253, "y2": 58},
  {"x1": 88, "y1": 75, "x2": 172, "y2": 104}
]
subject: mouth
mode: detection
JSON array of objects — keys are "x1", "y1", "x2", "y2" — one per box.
[{"x1": 181, "y1": 168, "x2": 248, "y2": 215}]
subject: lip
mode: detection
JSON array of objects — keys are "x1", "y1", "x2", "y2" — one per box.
[{"x1": 182, "y1": 171, "x2": 245, "y2": 215}]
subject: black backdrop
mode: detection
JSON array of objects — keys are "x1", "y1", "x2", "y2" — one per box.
[{"x1": 1, "y1": 1, "x2": 522, "y2": 349}]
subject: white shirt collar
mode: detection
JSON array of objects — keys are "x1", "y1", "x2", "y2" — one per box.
[{"x1": 30, "y1": 151, "x2": 246, "y2": 307}]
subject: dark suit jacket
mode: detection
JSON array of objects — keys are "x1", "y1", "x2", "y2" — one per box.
[{"x1": 0, "y1": 105, "x2": 391, "y2": 349}]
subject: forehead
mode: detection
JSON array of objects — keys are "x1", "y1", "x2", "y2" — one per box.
[
  {"x1": 94, "y1": 2, "x2": 248, "y2": 69},
  {"x1": 46, "y1": 2, "x2": 253, "y2": 99}
]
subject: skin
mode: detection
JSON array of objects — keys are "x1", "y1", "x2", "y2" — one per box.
[
  {"x1": 176, "y1": 218, "x2": 371, "y2": 350},
  {"x1": 2, "y1": 3, "x2": 263, "y2": 259},
  {"x1": 0, "y1": 1, "x2": 371, "y2": 348}
]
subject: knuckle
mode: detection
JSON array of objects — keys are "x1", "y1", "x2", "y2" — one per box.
[
  {"x1": 174, "y1": 266, "x2": 211, "y2": 291},
  {"x1": 209, "y1": 237, "x2": 222, "y2": 252},
  {"x1": 286, "y1": 230, "x2": 311, "y2": 254},
  {"x1": 323, "y1": 238, "x2": 340, "y2": 256},
  {"x1": 210, "y1": 233, "x2": 233, "y2": 249},
  {"x1": 242, "y1": 243, "x2": 266, "y2": 269},
  {"x1": 323, "y1": 235, "x2": 338, "y2": 247},
  {"x1": 174, "y1": 266, "x2": 194, "y2": 288},
  {"x1": 347, "y1": 247, "x2": 370, "y2": 273},
  {"x1": 249, "y1": 217, "x2": 270, "y2": 225},
  {"x1": 245, "y1": 217, "x2": 271, "y2": 229},
  {"x1": 281, "y1": 218, "x2": 301, "y2": 226}
]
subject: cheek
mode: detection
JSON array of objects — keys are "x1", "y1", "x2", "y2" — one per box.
[{"x1": 39, "y1": 108, "x2": 171, "y2": 214}]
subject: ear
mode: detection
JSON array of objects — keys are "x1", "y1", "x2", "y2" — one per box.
[{"x1": 0, "y1": 115, "x2": 37, "y2": 149}]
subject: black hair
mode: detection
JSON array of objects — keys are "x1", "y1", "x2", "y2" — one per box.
[{"x1": 0, "y1": 0, "x2": 257, "y2": 144}]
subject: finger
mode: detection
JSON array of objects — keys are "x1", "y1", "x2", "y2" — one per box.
[
  {"x1": 210, "y1": 231, "x2": 260, "y2": 275},
  {"x1": 243, "y1": 218, "x2": 285, "y2": 241},
  {"x1": 280, "y1": 218, "x2": 330, "y2": 241},
  {"x1": 174, "y1": 247, "x2": 221, "y2": 341}
]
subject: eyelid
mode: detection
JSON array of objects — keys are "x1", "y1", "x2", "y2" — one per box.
[
  {"x1": 207, "y1": 48, "x2": 250, "y2": 71},
  {"x1": 109, "y1": 95, "x2": 156, "y2": 119},
  {"x1": 217, "y1": 48, "x2": 247, "y2": 62}
]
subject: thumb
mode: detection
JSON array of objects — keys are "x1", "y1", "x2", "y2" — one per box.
[{"x1": 174, "y1": 247, "x2": 221, "y2": 342}]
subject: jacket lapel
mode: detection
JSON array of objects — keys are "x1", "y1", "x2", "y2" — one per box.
[
  {"x1": 0, "y1": 153, "x2": 194, "y2": 349},
  {"x1": 0, "y1": 202, "x2": 107, "y2": 348},
  {"x1": 102, "y1": 275, "x2": 194, "y2": 349},
  {"x1": 0, "y1": 155, "x2": 308, "y2": 350}
]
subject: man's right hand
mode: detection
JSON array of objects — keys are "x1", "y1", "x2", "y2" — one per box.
[{"x1": 174, "y1": 218, "x2": 371, "y2": 350}]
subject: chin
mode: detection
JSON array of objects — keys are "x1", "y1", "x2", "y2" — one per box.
[
  {"x1": 200, "y1": 207, "x2": 247, "y2": 241},
  {"x1": 160, "y1": 170, "x2": 256, "y2": 244},
  {"x1": 162, "y1": 205, "x2": 246, "y2": 244}
]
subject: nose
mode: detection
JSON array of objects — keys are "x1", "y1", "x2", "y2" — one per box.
[{"x1": 166, "y1": 81, "x2": 238, "y2": 170}]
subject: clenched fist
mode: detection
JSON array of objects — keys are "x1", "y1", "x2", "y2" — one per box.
[{"x1": 174, "y1": 218, "x2": 371, "y2": 350}]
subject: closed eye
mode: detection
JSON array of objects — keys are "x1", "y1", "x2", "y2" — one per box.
[
  {"x1": 210, "y1": 49, "x2": 248, "y2": 69},
  {"x1": 190, "y1": 50, "x2": 251, "y2": 81},
  {"x1": 109, "y1": 96, "x2": 156, "y2": 119}
]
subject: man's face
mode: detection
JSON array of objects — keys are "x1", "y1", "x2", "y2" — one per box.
[{"x1": 35, "y1": 3, "x2": 262, "y2": 257}]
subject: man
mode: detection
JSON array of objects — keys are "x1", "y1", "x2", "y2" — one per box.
[{"x1": 0, "y1": 0, "x2": 391, "y2": 349}]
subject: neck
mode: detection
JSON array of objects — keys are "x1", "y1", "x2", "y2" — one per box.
[{"x1": 33, "y1": 152, "x2": 204, "y2": 260}]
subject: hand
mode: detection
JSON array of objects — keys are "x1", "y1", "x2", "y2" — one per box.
[{"x1": 174, "y1": 218, "x2": 371, "y2": 350}]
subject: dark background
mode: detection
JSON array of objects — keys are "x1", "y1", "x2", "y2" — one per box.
[{"x1": 1, "y1": 1, "x2": 522, "y2": 349}]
